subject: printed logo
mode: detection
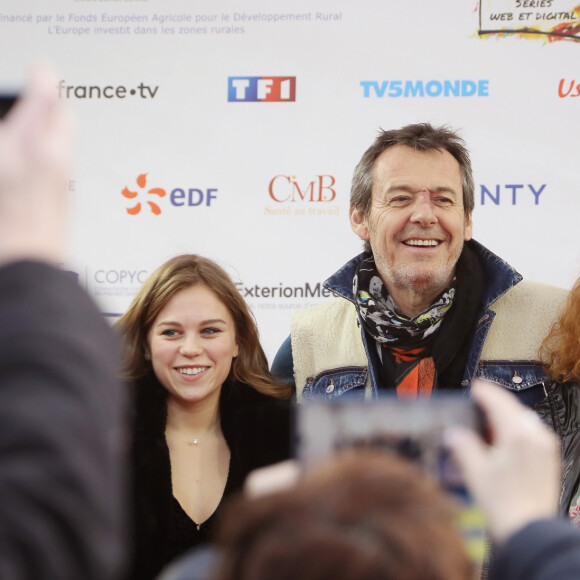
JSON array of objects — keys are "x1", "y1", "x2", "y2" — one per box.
[
  {"x1": 558, "y1": 78, "x2": 580, "y2": 97},
  {"x1": 268, "y1": 175, "x2": 336, "y2": 202},
  {"x1": 121, "y1": 172, "x2": 219, "y2": 216},
  {"x1": 235, "y1": 280, "x2": 335, "y2": 311},
  {"x1": 479, "y1": 183, "x2": 546, "y2": 205},
  {"x1": 361, "y1": 80, "x2": 489, "y2": 98},
  {"x1": 58, "y1": 80, "x2": 159, "y2": 99},
  {"x1": 265, "y1": 174, "x2": 339, "y2": 217},
  {"x1": 478, "y1": 1, "x2": 580, "y2": 42},
  {"x1": 94, "y1": 269, "x2": 149, "y2": 285},
  {"x1": 236, "y1": 281, "x2": 334, "y2": 299},
  {"x1": 122, "y1": 173, "x2": 166, "y2": 215},
  {"x1": 88, "y1": 266, "x2": 149, "y2": 301},
  {"x1": 228, "y1": 76, "x2": 296, "y2": 102}
]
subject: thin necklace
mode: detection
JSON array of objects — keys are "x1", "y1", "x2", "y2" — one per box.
[{"x1": 166, "y1": 422, "x2": 220, "y2": 446}]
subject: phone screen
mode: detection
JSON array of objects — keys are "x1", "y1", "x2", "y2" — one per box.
[{"x1": 295, "y1": 394, "x2": 484, "y2": 490}]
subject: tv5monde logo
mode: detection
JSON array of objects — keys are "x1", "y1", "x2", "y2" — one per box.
[
  {"x1": 228, "y1": 76, "x2": 296, "y2": 102},
  {"x1": 121, "y1": 173, "x2": 218, "y2": 216}
]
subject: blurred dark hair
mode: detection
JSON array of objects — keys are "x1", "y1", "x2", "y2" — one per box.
[{"x1": 214, "y1": 450, "x2": 473, "y2": 580}]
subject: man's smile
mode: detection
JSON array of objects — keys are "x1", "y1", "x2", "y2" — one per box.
[{"x1": 402, "y1": 239, "x2": 441, "y2": 247}]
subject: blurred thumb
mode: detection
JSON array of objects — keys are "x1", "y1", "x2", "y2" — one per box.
[{"x1": 444, "y1": 425, "x2": 488, "y2": 488}]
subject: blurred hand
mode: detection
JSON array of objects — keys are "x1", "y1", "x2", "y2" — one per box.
[
  {"x1": 244, "y1": 460, "x2": 301, "y2": 499},
  {"x1": 446, "y1": 378, "x2": 561, "y2": 545},
  {"x1": 0, "y1": 64, "x2": 73, "y2": 266}
]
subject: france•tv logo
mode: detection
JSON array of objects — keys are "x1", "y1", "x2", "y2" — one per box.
[{"x1": 228, "y1": 77, "x2": 296, "y2": 102}]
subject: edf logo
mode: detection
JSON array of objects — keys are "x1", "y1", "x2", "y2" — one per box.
[
  {"x1": 122, "y1": 172, "x2": 218, "y2": 216},
  {"x1": 228, "y1": 77, "x2": 296, "y2": 102}
]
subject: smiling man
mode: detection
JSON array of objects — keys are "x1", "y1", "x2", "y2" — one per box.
[{"x1": 271, "y1": 123, "x2": 580, "y2": 515}]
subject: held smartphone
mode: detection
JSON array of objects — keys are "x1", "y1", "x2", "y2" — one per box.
[
  {"x1": 295, "y1": 394, "x2": 486, "y2": 496},
  {"x1": 0, "y1": 95, "x2": 19, "y2": 119},
  {"x1": 294, "y1": 394, "x2": 489, "y2": 565}
]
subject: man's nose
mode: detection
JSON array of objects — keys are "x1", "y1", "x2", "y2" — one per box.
[{"x1": 409, "y1": 190, "x2": 438, "y2": 226}]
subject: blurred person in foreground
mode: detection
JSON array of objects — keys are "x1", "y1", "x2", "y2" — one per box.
[
  {"x1": 540, "y1": 276, "x2": 580, "y2": 525},
  {"x1": 214, "y1": 450, "x2": 474, "y2": 580},
  {"x1": 448, "y1": 379, "x2": 578, "y2": 579},
  {"x1": 0, "y1": 66, "x2": 126, "y2": 578},
  {"x1": 162, "y1": 379, "x2": 580, "y2": 580}
]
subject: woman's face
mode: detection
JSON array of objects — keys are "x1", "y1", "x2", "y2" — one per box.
[{"x1": 147, "y1": 284, "x2": 239, "y2": 407}]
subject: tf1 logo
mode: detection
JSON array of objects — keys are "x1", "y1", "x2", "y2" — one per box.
[{"x1": 228, "y1": 76, "x2": 296, "y2": 102}]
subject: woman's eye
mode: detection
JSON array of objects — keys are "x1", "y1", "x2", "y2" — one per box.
[
  {"x1": 201, "y1": 328, "x2": 220, "y2": 336},
  {"x1": 161, "y1": 329, "x2": 179, "y2": 337}
]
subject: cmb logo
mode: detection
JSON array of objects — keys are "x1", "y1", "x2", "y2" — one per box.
[
  {"x1": 269, "y1": 175, "x2": 336, "y2": 202},
  {"x1": 121, "y1": 172, "x2": 219, "y2": 216},
  {"x1": 228, "y1": 76, "x2": 296, "y2": 102}
]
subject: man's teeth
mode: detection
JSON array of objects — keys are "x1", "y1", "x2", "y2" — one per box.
[
  {"x1": 178, "y1": 367, "x2": 207, "y2": 375},
  {"x1": 404, "y1": 240, "x2": 439, "y2": 247}
]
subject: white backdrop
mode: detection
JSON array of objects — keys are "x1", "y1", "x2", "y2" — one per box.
[{"x1": 1, "y1": 0, "x2": 579, "y2": 361}]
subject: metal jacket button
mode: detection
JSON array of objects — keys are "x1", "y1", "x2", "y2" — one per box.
[
  {"x1": 326, "y1": 379, "x2": 335, "y2": 393},
  {"x1": 512, "y1": 371, "x2": 523, "y2": 385}
]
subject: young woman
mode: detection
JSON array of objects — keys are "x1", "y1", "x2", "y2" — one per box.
[{"x1": 116, "y1": 254, "x2": 292, "y2": 580}]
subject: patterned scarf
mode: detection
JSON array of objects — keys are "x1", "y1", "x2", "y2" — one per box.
[
  {"x1": 353, "y1": 255, "x2": 462, "y2": 399},
  {"x1": 353, "y1": 255, "x2": 456, "y2": 348}
]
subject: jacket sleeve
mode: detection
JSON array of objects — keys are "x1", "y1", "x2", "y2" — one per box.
[
  {"x1": 270, "y1": 335, "x2": 295, "y2": 388},
  {"x1": 0, "y1": 261, "x2": 127, "y2": 580},
  {"x1": 556, "y1": 381, "x2": 580, "y2": 516},
  {"x1": 490, "y1": 519, "x2": 580, "y2": 580}
]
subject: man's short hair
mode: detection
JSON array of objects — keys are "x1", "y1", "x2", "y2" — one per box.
[{"x1": 350, "y1": 123, "x2": 475, "y2": 219}]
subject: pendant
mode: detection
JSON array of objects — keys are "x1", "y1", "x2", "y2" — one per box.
[{"x1": 192, "y1": 438, "x2": 199, "y2": 445}]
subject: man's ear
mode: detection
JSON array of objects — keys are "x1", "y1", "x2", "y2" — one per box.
[
  {"x1": 349, "y1": 205, "x2": 370, "y2": 241},
  {"x1": 464, "y1": 212, "x2": 473, "y2": 241}
]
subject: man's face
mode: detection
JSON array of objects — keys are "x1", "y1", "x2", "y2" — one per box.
[{"x1": 350, "y1": 145, "x2": 472, "y2": 303}]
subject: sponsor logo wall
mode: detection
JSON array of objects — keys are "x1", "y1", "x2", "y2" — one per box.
[{"x1": 1, "y1": 0, "x2": 578, "y2": 362}]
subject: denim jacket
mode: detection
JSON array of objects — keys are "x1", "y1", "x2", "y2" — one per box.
[{"x1": 271, "y1": 240, "x2": 580, "y2": 514}]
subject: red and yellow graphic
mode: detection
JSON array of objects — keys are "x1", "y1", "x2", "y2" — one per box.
[
  {"x1": 477, "y1": 0, "x2": 580, "y2": 42},
  {"x1": 122, "y1": 173, "x2": 166, "y2": 215}
]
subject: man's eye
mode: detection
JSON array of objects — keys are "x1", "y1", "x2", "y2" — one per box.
[
  {"x1": 435, "y1": 197, "x2": 453, "y2": 205},
  {"x1": 390, "y1": 196, "x2": 410, "y2": 204}
]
